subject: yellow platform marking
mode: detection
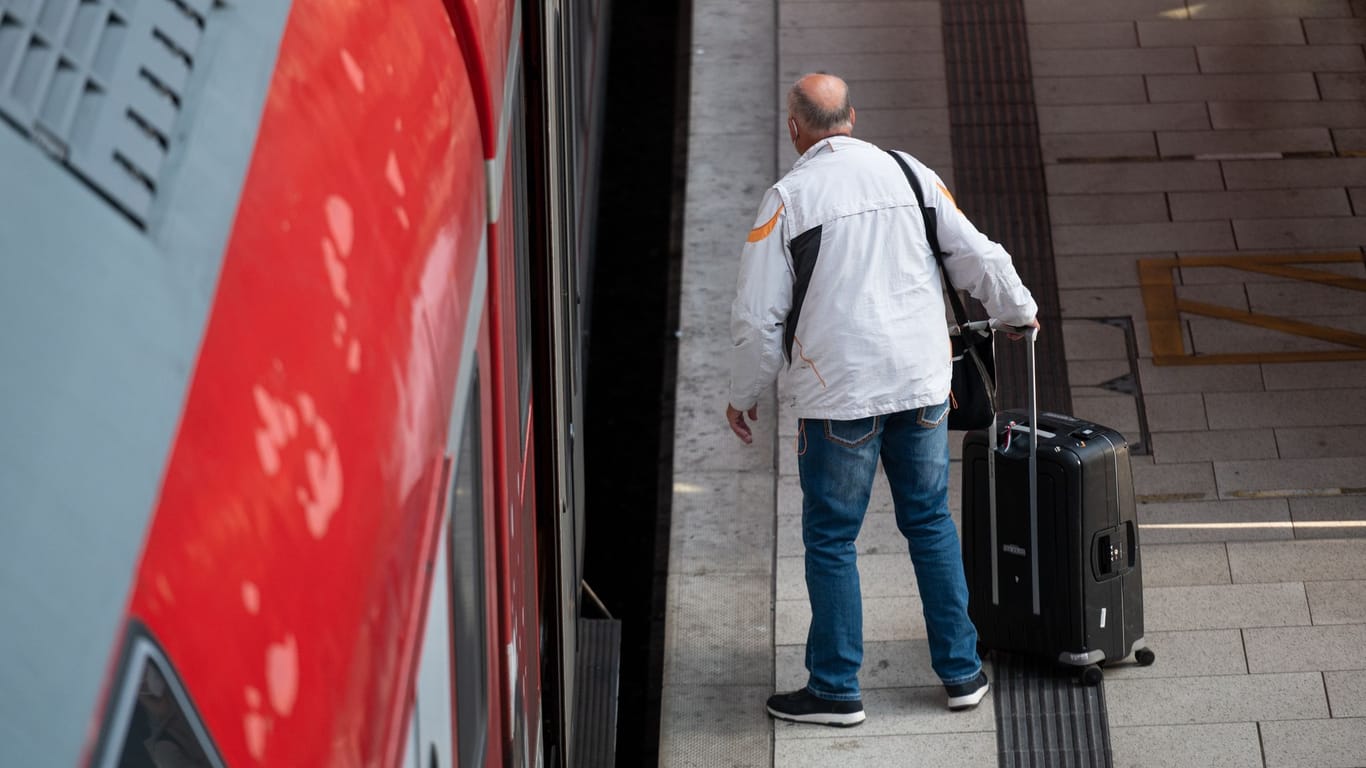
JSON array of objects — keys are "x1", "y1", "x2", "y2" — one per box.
[{"x1": 1138, "y1": 251, "x2": 1366, "y2": 366}]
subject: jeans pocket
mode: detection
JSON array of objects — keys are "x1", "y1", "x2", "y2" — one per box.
[
  {"x1": 823, "y1": 416, "x2": 879, "y2": 447},
  {"x1": 916, "y1": 401, "x2": 950, "y2": 428}
]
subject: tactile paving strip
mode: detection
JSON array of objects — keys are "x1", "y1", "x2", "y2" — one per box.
[
  {"x1": 993, "y1": 652, "x2": 1114, "y2": 768},
  {"x1": 941, "y1": 0, "x2": 1071, "y2": 415},
  {"x1": 940, "y1": 2, "x2": 1113, "y2": 763}
]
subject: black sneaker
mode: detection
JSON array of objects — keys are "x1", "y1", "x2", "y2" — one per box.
[
  {"x1": 766, "y1": 688, "x2": 866, "y2": 727},
  {"x1": 946, "y1": 671, "x2": 990, "y2": 711}
]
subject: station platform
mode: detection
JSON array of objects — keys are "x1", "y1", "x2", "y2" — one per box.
[{"x1": 659, "y1": 1, "x2": 1366, "y2": 766}]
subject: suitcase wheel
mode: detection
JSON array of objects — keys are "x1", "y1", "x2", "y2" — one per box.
[
  {"x1": 1135, "y1": 647, "x2": 1156, "y2": 667},
  {"x1": 1081, "y1": 664, "x2": 1103, "y2": 686}
]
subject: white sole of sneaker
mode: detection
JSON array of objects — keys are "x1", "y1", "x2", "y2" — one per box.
[
  {"x1": 947, "y1": 681, "x2": 990, "y2": 711},
  {"x1": 766, "y1": 707, "x2": 866, "y2": 727}
]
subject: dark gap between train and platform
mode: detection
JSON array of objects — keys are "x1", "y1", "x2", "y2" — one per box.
[
  {"x1": 583, "y1": 0, "x2": 690, "y2": 765},
  {"x1": 940, "y1": 2, "x2": 1113, "y2": 766}
]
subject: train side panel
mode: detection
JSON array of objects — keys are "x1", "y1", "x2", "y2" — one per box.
[{"x1": 116, "y1": 0, "x2": 486, "y2": 764}]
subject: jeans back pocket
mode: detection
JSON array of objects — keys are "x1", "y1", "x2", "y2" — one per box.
[
  {"x1": 822, "y1": 415, "x2": 880, "y2": 447},
  {"x1": 916, "y1": 401, "x2": 950, "y2": 428}
]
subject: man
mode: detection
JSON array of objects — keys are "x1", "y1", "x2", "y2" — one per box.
[{"x1": 726, "y1": 73, "x2": 1038, "y2": 727}]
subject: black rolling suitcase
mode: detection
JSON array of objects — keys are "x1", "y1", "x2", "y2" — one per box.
[{"x1": 959, "y1": 322, "x2": 1154, "y2": 684}]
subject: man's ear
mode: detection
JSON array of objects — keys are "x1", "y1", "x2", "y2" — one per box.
[
  {"x1": 848, "y1": 107, "x2": 856, "y2": 128},
  {"x1": 788, "y1": 116, "x2": 799, "y2": 139}
]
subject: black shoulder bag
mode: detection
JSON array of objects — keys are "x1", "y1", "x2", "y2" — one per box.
[{"x1": 886, "y1": 150, "x2": 996, "y2": 431}]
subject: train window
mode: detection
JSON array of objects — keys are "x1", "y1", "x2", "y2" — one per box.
[
  {"x1": 94, "y1": 630, "x2": 223, "y2": 768},
  {"x1": 449, "y1": 375, "x2": 488, "y2": 767}
]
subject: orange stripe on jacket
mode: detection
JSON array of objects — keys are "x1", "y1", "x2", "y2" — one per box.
[
  {"x1": 747, "y1": 204, "x2": 785, "y2": 243},
  {"x1": 936, "y1": 183, "x2": 962, "y2": 212}
]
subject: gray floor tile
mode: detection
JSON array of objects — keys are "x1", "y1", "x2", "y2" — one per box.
[
  {"x1": 1290, "y1": 496, "x2": 1366, "y2": 539},
  {"x1": 1275, "y1": 425, "x2": 1366, "y2": 459},
  {"x1": 773, "y1": 685, "x2": 994, "y2": 740},
  {"x1": 1326, "y1": 670, "x2": 1366, "y2": 717},
  {"x1": 1137, "y1": 497, "x2": 1292, "y2": 543},
  {"x1": 670, "y1": 471, "x2": 774, "y2": 576},
  {"x1": 779, "y1": 52, "x2": 945, "y2": 83},
  {"x1": 1105, "y1": 671, "x2": 1329, "y2": 726},
  {"x1": 1144, "y1": 393, "x2": 1210, "y2": 433},
  {"x1": 1222, "y1": 156, "x2": 1366, "y2": 190},
  {"x1": 1065, "y1": 287, "x2": 1176, "y2": 328},
  {"x1": 1191, "y1": 0, "x2": 1351, "y2": 18},
  {"x1": 778, "y1": 0, "x2": 941, "y2": 29},
  {"x1": 1149, "y1": 429, "x2": 1278, "y2": 465},
  {"x1": 1039, "y1": 104, "x2": 1214, "y2": 135},
  {"x1": 773, "y1": 731, "x2": 996, "y2": 768},
  {"x1": 1210, "y1": 99, "x2": 1366, "y2": 130},
  {"x1": 1046, "y1": 160, "x2": 1223, "y2": 194},
  {"x1": 1260, "y1": 717, "x2": 1366, "y2": 768},
  {"x1": 666, "y1": 573, "x2": 772, "y2": 686},
  {"x1": 1052, "y1": 250, "x2": 1148, "y2": 289},
  {"x1": 1308, "y1": 580, "x2": 1366, "y2": 625},
  {"x1": 1234, "y1": 215, "x2": 1366, "y2": 250},
  {"x1": 1196, "y1": 43, "x2": 1366, "y2": 73},
  {"x1": 1305, "y1": 17, "x2": 1366, "y2": 44},
  {"x1": 1169, "y1": 187, "x2": 1351, "y2": 220},
  {"x1": 658, "y1": 684, "x2": 773, "y2": 768},
  {"x1": 1135, "y1": 360, "x2": 1265, "y2": 395},
  {"x1": 776, "y1": 640, "x2": 942, "y2": 693},
  {"x1": 779, "y1": 26, "x2": 942, "y2": 56},
  {"x1": 1162, "y1": 127, "x2": 1337, "y2": 157},
  {"x1": 1024, "y1": 0, "x2": 1177, "y2": 23},
  {"x1": 1110, "y1": 723, "x2": 1263, "y2": 768},
  {"x1": 1141, "y1": 543, "x2": 1232, "y2": 587},
  {"x1": 1101, "y1": 629, "x2": 1248, "y2": 680},
  {"x1": 1031, "y1": 47, "x2": 1198, "y2": 78},
  {"x1": 1132, "y1": 458, "x2": 1218, "y2": 502},
  {"x1": 1041, "y1": 131, "x2": 1158, "y2": 161},
  {"x1": 1150, "y1": 72, "x2": 1319, "y2": 102},
  {"x1": 1244, "y1": 624, "x2": 1366, "y2": 673},
  {"x1": 1034, "y1": 75, "x2": 1148, "y2": 105},
  {"x1": 1144, "y1": 582, "x2": 1308, "y2": 630},
  {"x1": 1205, "y1": 389, "x2": 1366, "y2": 429},
  {"x1": 1069, "y1": 358, "x2": 1133, "y2": 389},
  {"x1": 1137, "y1": 19, "x2": 1309, "y2": 47},
  {"x1": 1072, "y1": 394, "x2": 1142, "y2": 436},
  {"x1": 1028, "y1": 21, "x2": 1138, "y2": 50},
  {"x1": 1227, "y1": 539, "x2": 1366, "y2": 583}
]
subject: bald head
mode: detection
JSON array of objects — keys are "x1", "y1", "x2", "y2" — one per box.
[{"x1": 787, "y1": 73, "x2": 854, "y2": 153}]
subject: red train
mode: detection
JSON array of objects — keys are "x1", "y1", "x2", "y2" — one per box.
[{"x1": 0, "y1": 0, "x2": 608, "y2": 765}]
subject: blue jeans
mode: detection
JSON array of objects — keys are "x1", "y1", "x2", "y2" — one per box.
[{"x1": 796, "y1": 401, "x2": 981, "y2": 701}]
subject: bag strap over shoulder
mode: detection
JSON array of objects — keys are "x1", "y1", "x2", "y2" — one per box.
[{"x1": 885, "y1": 150, "x2": 971, "y2": 330}]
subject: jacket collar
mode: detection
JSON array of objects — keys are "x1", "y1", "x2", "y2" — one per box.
[{"x1": 791, "y1": 134, "x2": 867, "y2": 170}]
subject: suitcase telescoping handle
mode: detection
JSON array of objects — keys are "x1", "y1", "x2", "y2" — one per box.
[{"x1": 958, "y1": 320, "x2": 1040, "y2": 615}]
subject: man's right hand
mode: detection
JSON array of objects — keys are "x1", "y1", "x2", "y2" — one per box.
[
  {"x1": 1005, "y1": 318, "x2": 1041, "y2": 341},
  {"x1": 727, "y1": 404, "x2": 759, "y2": 444}
]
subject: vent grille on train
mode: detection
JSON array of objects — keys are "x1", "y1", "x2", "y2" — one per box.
[{"x1": 0, "y1": 0, "x2": 216, "y2": 228}]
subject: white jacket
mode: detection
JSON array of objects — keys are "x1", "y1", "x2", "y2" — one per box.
[{"x1": 728, "y1": 136, "x2": 1037, "y2": 420}]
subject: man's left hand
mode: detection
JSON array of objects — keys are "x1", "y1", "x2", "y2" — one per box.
[{"x1": 727, "y1": 404, "x2": 759, "y2": 444}]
